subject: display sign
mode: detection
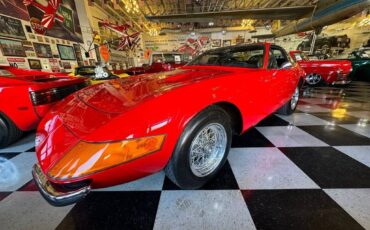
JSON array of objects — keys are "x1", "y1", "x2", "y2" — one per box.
[
  {"x1": 7, "y1": 58, "x2": 28, "y2": 69},
  {"x1": 57, "y1": 44, "x2": 76, "y2": 60},
  {"x1": 0, "y1": 15, "x2": 26, "y2": 40},
  {"x1": 58, "y1": 5, "x2": 74, "y2": 32},
  {"x1": 0, "y1": 39, "x2": 26, "y2": 57},
  {"x1": 49, "y1": 58, "x2": 60, "y2": 72},
  {"x1": 99, "y1": 45, "x2": 110, "y2": 62},
  {"x1": 33, "y1": 43, "x2": 53, "y2": 58}
]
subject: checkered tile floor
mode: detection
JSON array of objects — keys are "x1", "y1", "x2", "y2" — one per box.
[{"x1": 1, "y1": 82, "x2": 370, "y2": 230}]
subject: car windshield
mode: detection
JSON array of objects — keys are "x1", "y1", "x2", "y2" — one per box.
[
  {"x1": 188, "y1": 45, "x2": 265, "y2": 68},
  {"x1": 0, "y1": 69, "x2": 14, "y2": 77},
  {"x1": 76, "y1": 67, "x2": 113, "y2": 77},
  {"x1": 293, "y1": 52, "x2": 309, "y2": 61}
]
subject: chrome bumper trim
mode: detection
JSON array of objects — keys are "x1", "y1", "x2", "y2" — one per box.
[{"x1": 32, "y1": 164, "x2": 91, "y2": 207}]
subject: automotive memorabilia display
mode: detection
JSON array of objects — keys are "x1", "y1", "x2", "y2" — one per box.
[
  {"x1": 57, "y1": 44, "x2": 76, "y2": 60},
  {"x1": 0, "y1": 66, "x2": 89, "y2": 147},
  {"x1": 33, "y1": 42, "x2": 53, "y2": 58},
  {"x1": 23, "y1": 0, "x2": 83, "y2": 42},
  {"x1": 2, "y1": 0, "x2": 370, "y2": 228},
  {"x1": 0, "y1": 38, "x2": 26, "y2": 57},
  {"x1": 31, "y1": 43, "x2": 304, "y2": 206},
  {"x1": 290, "y1": 50, "x2": 352, "y2": 86}
]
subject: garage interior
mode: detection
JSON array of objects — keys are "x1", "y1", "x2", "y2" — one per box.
[{"x1": 0, "y1": 0, "x2": 370, "y2": 229}]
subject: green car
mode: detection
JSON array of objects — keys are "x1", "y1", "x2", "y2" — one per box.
[{"x1": 347, "y1": 49, "x2": 370, "y2": 82}]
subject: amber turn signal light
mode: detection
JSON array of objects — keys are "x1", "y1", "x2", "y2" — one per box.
[{"x1": 48, "y1": 135, "x2": 166, "y2": 180}]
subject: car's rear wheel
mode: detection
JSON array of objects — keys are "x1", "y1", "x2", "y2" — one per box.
[
  {"x1": 306, "y1": 73, "x2": 323, "y2": 86},
  {"x1": 0, "y1": 115, "x2": 23, "y2": 148},
  {"x1": 277, "y1": 86, "x2": 300, "y2": 115},
  {"x1": 165, "y1": 106, "x2": 232, "y2": 189}
]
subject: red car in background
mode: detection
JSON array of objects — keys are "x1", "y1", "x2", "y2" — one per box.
[
  {"x1": 290, "y1": 50, "x2": 352, "y2": 86},
  {"x1": 125, "y1": 52, "x2": 188, "y2": 75},
  {"x1": 33, "y1": 43, "x2": 305, "y2": 206},
  {"x1": 0, "y1": 66, "x2": 89, "y2": 147}
]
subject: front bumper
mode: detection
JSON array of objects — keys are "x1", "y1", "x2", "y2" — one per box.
[{"x1": 32, "y1": 164, "x2": 91, "y2": 206}]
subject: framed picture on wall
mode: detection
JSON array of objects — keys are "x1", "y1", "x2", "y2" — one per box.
[
  {"x1": 33, "y1": 43, "x2": 53, "y2": 58},
  {"x1": 0, "y1": 38, "x2": 26, "y2": 57},
  {"x1": 212, "y1": 39, "x2": 221, "y2": 47},
  {"x1": 28, "y1": 34, "x2": 36, "y2": 40},
  {"x1": 57, "y1": 44, "x2": 76, "y2": 60},
  {"x1": 28, "y1": 59, "x2": 42, "y2": 70},
  {"x1": 0, "y1": 15, "x2": 26, "y2": 40},
  {"x1": 223, "y1": 40, "x2": 231, "y2": 47}
]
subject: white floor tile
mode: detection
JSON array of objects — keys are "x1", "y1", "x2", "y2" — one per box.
[
  {"x1": 325, "y1": 189, "x2": 370, "y2": 230},
  {"x1": 0, "y1": 153, "x2": 36, "y2": 192},
  {"x1": 0, "y1": 192, "x2": 73, "y2": 230},
  {"x1": 0, "y1": 133, "x2": 35, "y2": 153},
  {"x1": 276, "y1": 113, "x2": 330, "y2": 126},
  {"x1": 95, "y1": 171, "x2": 165, "y2": 191},
  {"x1": 228, "y1": 148, "x2": 318, "y2": 189},
  {"x1": 256, "y1": 126, "x2": 328, "y2": 147},
  {"x1": 154, "y1": 190, "x2": 256, "y2": 230},
  {"x1": 334, "y1": 146, "x2": 370, "y2": 168},
  {"x1": 340, "y1": 124, "x2": 370, "y2": 138}
]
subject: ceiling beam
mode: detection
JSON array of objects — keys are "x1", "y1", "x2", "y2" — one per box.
[{"x1": 146, "y1": 5, "x2": 315, "y2": 22}]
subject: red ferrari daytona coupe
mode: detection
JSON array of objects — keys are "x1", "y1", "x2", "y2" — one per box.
[{"x1": 33, "y1": 43, "x2": 304, "y2": 206}]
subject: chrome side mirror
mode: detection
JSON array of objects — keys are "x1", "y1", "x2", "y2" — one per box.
[{"x1": 281, "y1": 62, "x2": 293, "y2": 70}]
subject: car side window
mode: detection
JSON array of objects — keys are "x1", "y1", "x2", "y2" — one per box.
[
  {"x1": 268, "y1": 50, "x2": 278, "y2": 69},
  {"x1": 271, "y1": 47, "x2": 289, "y2": 68}
]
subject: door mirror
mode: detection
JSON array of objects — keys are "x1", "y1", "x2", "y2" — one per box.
[{"x1": 280, "y1": 62, "x2": 293, "y2": 70}]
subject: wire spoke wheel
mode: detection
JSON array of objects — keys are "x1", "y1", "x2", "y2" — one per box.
[
  {"x1": 189, "y1": 123, "x2": 227, "y2": 177},
  {"x1": 306, "y1": 73, "x2": 322, "y2": 85},
  {"x1": 290, "y1": 87, "x2": 300, "y2": 110}
]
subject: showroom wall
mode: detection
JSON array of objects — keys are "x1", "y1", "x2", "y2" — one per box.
[{"x1": 0, "y1": 0, "x2": 99, "y2": 72}]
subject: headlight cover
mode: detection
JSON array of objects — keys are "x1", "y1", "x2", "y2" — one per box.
[{"x1": 48, "y1": 135, "x2": 166, "y2": 180}]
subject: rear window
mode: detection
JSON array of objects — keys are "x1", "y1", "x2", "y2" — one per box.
[{"x1": 188, "y1": 46, "x2": 265, "y2": 68}]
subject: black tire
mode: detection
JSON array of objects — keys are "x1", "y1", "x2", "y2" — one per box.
[
  {"x1": 276, "y1": 86, "x2": 300, "y2": 115},
  {"x1": 306, "y1": 73, "x2": 323, "y2": 86},
  {"x1": 165, "y1": 106, "x2": 232, "y2": 189},
  {"x1": 0, "y1": 115, "x2": 23, "y2": 148}
]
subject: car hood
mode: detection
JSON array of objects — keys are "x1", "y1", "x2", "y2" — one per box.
[{"x1": 76, "y1": 68, "x2": 227, "y2": 114}]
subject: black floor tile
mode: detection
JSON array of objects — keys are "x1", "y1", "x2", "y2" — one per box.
[
  {"x1": 242, "y1": 189, "x2": 364, "y2": 230},
  {"x1": 279, "y1": 147, "x2": 370, "y2": 188},
  {"x1": 162, "y1": 161, "x2": 239, "y2": 190},
  {"x1": 256, "y1": 115, "x2": 290, "y2": 126},
  {"x1": 18, "y1": 180, "x2": 38, "y2": 191},
  {"x1": 232, "y1": 128, "x2": 274, "y2": 148},
  {"x1": 57, "y1": 191, "x2": 161, "y2": 230},
  {"x1": 0, "y1": 192, "x2": 10, "y2": 202},
  {"x1": 0, "y1": 153, "x2": 21, "y2": 159},
  {"x1": 25, "y1": 147, "x2": 35, "y2": 152},
  {"x1": 310, "y1": 113, "x2": 367, "y2": 124},
  {"x1": 298, "y1": 125, "x2": 370, "y2": 146}
]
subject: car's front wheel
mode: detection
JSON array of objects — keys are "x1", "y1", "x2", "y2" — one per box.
[
  {"x1": 165, "y1": 106, "x2": 232, "y2": 189},
  {"x1": 277, "y1": 86, "x2": 300, "y2": 115}
]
